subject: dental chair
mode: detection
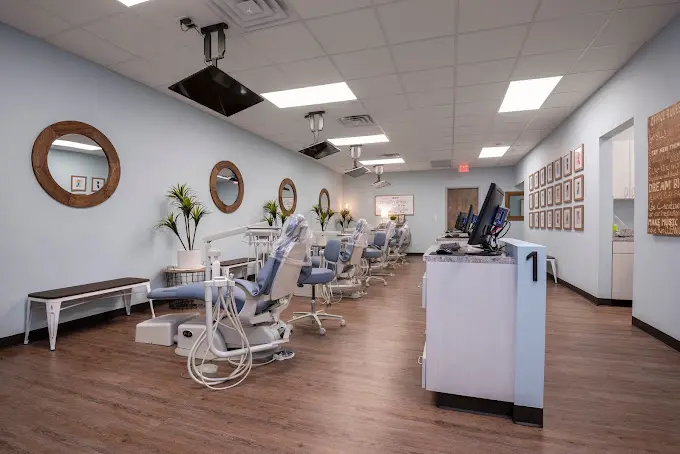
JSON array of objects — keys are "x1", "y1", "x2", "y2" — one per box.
[
  {"x1": 386, "y1": 222, "x2": 410, "y2": 267},
  {"x1": 363, "y1": 221, "x2": 396, "y2": 287}
]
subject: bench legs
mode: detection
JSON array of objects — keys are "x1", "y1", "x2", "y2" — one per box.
[
  {"x1": 146, "y1": 282, "x2": 155, "y2": 318},
  {"x1": 46, "y1": 302, "x2": 62, "y2": 351},
  {"x1": 24, "y1": 298, "x2": 32, "y2": 345},
  {"x1": 123, "y1": 291, "x2": 132, "y2": 316}
]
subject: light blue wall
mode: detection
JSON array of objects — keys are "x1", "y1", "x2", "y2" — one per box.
[
  {"x1": 344, "y1": 167, "x2": 521, "y2": 253},
  {"x1": 0, "y1": 24, "x2": 342, "y2": 338},
  {"x1": 516, "y1": 16, "x2": 680, "y2": 340},
  {"x1": 48, "y1": 148, "x2": 109, "y2": 195}
]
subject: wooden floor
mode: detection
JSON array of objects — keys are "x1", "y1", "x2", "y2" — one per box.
[{"x1": 2, "y1": 259, "x2": 680, "y2": 453}]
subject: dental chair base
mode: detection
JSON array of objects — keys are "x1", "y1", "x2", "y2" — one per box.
[
  {"x1": 135, "y1": 313, "x2": 198, "y2": 347},
  {"x1": 289, "y1": 284, "x2": 345, "y2": 336}
]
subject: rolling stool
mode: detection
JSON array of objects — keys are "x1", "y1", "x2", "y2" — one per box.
[
  {"x1": 547, "y1": 255, "x2": 558, "y2": 283},
  {"x1": 363, "y1": 247, "x2": 386, "y2": 287},
  {"x1": 289, "y1": 268, "x2": 345, "y2": 336}
]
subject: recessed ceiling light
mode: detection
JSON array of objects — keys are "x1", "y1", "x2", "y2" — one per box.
[
  {"x1": 52, "y1": 139, "x2": 102, "y2": 151},
  {"x1": 499, "y1": 76, "x2": 563, "y2": 113},
  {"x1": 479, "y1": 146, "x2": 509, "y2": 158},
  {"x1": 359, "y1": 157, "x2": 405, "y2": 165},
  {"x1": 117, "y1": 0, "x2": 153, "y2": 6},
  {"x1": 261, "y1": 82, "x2": 357, "y2": 108},
  {"x1": 329, "y1": 134, "x2": 389, "y2": 146}
]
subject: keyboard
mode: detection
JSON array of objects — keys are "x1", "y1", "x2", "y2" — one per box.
[{"x1": 436, "y1": 243, "x2": 461, "y2": 254}]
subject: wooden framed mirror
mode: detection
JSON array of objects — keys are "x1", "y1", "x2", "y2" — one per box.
[
  {"x1": 32, "y1": 121, "x2": 120, "y2": 208},
  {"x1": 210, "y1": 161, "x2": 244, "y2": 213},
  {"x1": 319, "y1": 188, "x2": 330, "y2": 211},
  {"x1": 279, "y1": 178, "x2": 297, "y2": 215},
  {"x1": 505, "y1": 191, "x2": 524, "y2": 221}
]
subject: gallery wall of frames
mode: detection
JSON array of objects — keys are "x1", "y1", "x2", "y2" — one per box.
[{"x1": 528, "y1": 144, "x2": 585, "y2": 232}]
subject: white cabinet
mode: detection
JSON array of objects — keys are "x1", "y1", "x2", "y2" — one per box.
[
  {"x1": 612, "y1": 136, "x2": 635, "y2": 199},
  {"x1": 612, "y1": 242, "x2": 634, "y2": 300}
]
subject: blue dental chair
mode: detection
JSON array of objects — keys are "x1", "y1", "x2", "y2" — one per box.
[{"x1": 363, "y1": 221, "x2": 396, "y2": 286}]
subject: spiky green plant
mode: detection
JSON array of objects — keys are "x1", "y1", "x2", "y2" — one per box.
[
  {"x1": 312, "y1": 204, "x2": 335, "y2": 231},
  {"x1": 155, "y1": 183, "x2": 209, "y2": 250},
  {"x1": 278, "y1": 209, "x2": 290, "y2": 226},
  {"x1": 336, "y1": 208, "x2": 354, "y2": 230},
  {"x1": 263, "y1": 200, "x2": 279, "y2": 226}
]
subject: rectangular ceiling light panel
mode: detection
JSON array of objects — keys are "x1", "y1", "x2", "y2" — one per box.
[
  {"x1": 329, "y1": 134, "x2": 389, "y2": 146},
  {"x1": 479, "y1": 146, "x2": 509, "y2": 158},
  {"x1": 359, "y1": 157, "x2": 405, "y2": 165},
  {"x1": 53, "y1": 139, "x2": 102, "y2": 151},
  {"x1": 118, "y1": 0, "x2": 152, "y2": 6},
  {"x1": 262, "y1": 82, "x2": 357, "y2": 108},
  {"x1": 499, "y1": 76, "x2": 562, "y2": 113}
]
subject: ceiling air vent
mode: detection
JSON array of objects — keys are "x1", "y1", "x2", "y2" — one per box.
[
  {"x1": 430, "y1": 160, "x2": 452, "y2": 168},
  {"x1": 207, "y1": 0, "x2": 296, "y2": 33},
  {"x1": 337, "y1": 114, "x2": 376, "y2": 128}
]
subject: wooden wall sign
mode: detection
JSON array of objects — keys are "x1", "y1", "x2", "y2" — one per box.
[{"x1": 648, "y1": 100, "x2": 680, "y2": 235}]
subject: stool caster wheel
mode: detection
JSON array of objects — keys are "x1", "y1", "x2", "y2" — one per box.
[
  {"x1": 340, "y1": 319, "x2": 346, "y2": 327},
  {"x1": 383, "y1": 282, "x2": 388, "y2": 286},
  {"x1": 319, "y1": 327, "x2": 326, "y2": 336}
]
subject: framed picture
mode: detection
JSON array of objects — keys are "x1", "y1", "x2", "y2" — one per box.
[
  {"x1": 540, "y1": 167, "x2": 546, "y2": 187},
  {"x1": 563, "y1": 207, "x2": 573, "y2": 230},
  {"x1": 540, "y1": 210, "x2": 546, "y2": 229},
  {"x1": 563, "y1": 151, "x2": 572, "y2": 177},
  {"x1": 547, "y1": 209, "x2": 553, "y2": 229},
  {"x1": 529, "y1": 212, "x2": 534, "y2": 228},
  {"x1": 534, "y1": 212, "x2": 539, "y2": 228},
  {"x1": 547, "y1": 186, "x2": 554, "y2": 206},
  {"x1": 574, "y1": 205, "x2": 584, "y2": 231},
  {"x1": 91, "y1": 177, "x2": 105, "y2": 192},
  {"x1": 530, "y1": 194, "x2": 534, "y2": 210},
  {"x1": 554, "y1": 157, "x2": 562, "y2": 180},
  {"x1": 554, "y1": 183, "x2": 562, "y2": 205},
  {"x1": 563, "y1": 179, "x2": 572, "y2": 203},
  {"x1": 534, "y1": 192, "x2": 539, "y2": 208},
  {"x1": 547, "y1": 163, "x2": 553, "y2": 184},
  {"x1": 554, "y1": 208, "x2": 562, "y2": 230},
  {"x1": 529, "y1": 174, "x2": 534, "y2": 191},
  {"x1": 71, "y1": 175, "x2": 87, "y2": 192},
  {"x1": 574, "y1": 144, "x2": 584, "y2": 173},
  {"x1": 540, "y1": 189, "x2": 546, "y2": 207},
  {"x1": 534, "y1": 171, "x2": 539, "y2": 188},
  {"x1": 573, "y1": 174, "x2": 584, "y2": 201}
]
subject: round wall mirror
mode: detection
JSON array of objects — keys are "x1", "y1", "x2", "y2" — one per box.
[
  {"x1": 319, "y1": 188, "x2": 330, "y2": 211},
  {"x1": 32, "y1": 121, "x2": 120, "y2": 208},
  {"x1": 210, "y1": 161, "x2": 244, "y2": 213},
  {"x1": 279, "y1": 178, "x2": 297, "y2": 215}
]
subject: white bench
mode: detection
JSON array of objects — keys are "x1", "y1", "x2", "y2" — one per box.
[{"x1": 25, "y1": 277, "x2": 152, "y2": 351}]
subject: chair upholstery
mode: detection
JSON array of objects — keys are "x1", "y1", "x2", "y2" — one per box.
[
  {"x1": 363, "y1": 248, "x2": 382, "y2": 259},
  {"x1": 299, "y1": 268, "x2": 334, "y2": 285}
]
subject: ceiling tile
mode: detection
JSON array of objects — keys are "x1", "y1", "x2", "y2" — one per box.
[
  {"x1": 306, "y1": 8, "x2": 386, "y2": 54},
  {"x1": 455, "y1": 82, "x2": 508, "y2": 103},
  {"x1": 287, "y1": 0, "x2": 372, "y2": 19},
  {"x1": 400, "y1": 67, "x2": 455, "y2": 92},
  {"x1": 210, "y1": 38, "x2": 271, "y2": 73},
  {"x1": 110, "y1": 58, "x2": 178, "y2": 87},
  {"x1": 620, "y1": 0, "x2": 680, "y2": 7},
  {"x1": 143, "y1": 45, "x2": 205, "y2": 82},
  {"x1": 278, "y1": 57, "x2": 344, "y2": 87},
  {"x1": 0, "y1": 0, "x2": 72, "y2": 38},
  {"x1": 392, "y1": 37, "x2": 456, "y2": 72},
  {"x1": 377, "y1": 0, "x2": 456, "y2": 44},
  {"x1": 459, "y1": 0, "x2": 539, "y2": 33},
  {"x1": 522, "y1": 13, "x2": 609, "y2": 55},
  {"x1": 229, "y1": 65, "x2": 293, "y2": 93},
  {"x1": 455, "y1": 114, "x2": 493, "y2": 128},
  {"x1": 570, "y1": 43, "x2": 643, "y2": 72},
  {"x1": 347, "y1": 74, "x2": 403, "y2": 98},
  {"x1": 406, "y1": 89, "x2": 455, "y2": 109},
  {"x1": 594, "y1": 4, "x2": 680, "y2": 47},
  {"x1": 554, "y1": 70, "x2": 615, "y2": 93},
  {"x1": 458, "y1": 25, "x2": 528, "y2": 64},
  {"x1": 47, "y1": 28, "x2": 134, "y2": 67},
  {"x1": 455, "y1": 101, "x2": 501, "y2": 116},
  {"x1": 362, "y1": 94, "x2": 409, "y2": 112},
  {"x1": 512, "y1": 50, "x2": 583, "y2": 79},
  {"x1": 28, "y1": 0, "x2": 126, "y2": 26},
  {"x1": 243, "y1": 23, "x2": 325, "y2": 64},
  {"x1": 542, "y1": 91, "x2": 589, "y2": 109},
  {"x1": 457, "y1": 58, "x2": 515, "y2": 86},
  {"x1": 536, "y1": 0, "x2": 620, "y2": 21},
  {"x1": 331, "y1": 47, "x2": 396, "y2": 79}
]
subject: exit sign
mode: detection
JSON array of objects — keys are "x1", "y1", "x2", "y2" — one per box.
[{"x1": 458, "y1": 164, "x2": 470, "y2": 173}]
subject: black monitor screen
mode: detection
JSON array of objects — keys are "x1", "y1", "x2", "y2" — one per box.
[
  {"x1": 462, "y1": 204, "x2": 474, "y2": 231},
  {"x1": 469, "y1": 183, "x2": 505, "y2": 247},
  {"x1": 454, "y1": 212, "x2": 465, "y2": 230},
  {"x1": 298, "y1": 141, "x2": 341, "y2": 160},
  {"x1": 169, "y1": 66, "x2": 264, "y2": 117}
]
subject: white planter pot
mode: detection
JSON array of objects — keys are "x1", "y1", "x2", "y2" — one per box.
[{"x1": 177, "y1": 249, "x2": 202, "y2": 269}]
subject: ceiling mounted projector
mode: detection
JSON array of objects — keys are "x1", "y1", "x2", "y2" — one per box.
[
  {"x1": 344, "y1": 145, "x2": 371, "y2": 177},
  {"x1": 297, "y1": 111, "x2": 340, "y2": 160},
  {"x1": 372, "y1": 165, "x2": 391, "y2": 189}
]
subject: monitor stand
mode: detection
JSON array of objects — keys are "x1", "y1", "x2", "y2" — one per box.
[{"x1": 464, "y1": 238, "x2": 502, "y2": 256}]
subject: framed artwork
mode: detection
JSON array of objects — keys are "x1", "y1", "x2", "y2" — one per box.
[
  {"x1": 540, "y1": 189, "x2": 546, "y2": 207},
  {"x1": 554, "y1": 157, "x2": 562, "y2": 180},
  {"x1": 547, "y1": 186, "x2": 554, "y2": 206},
  {"x1": 563, "y1": 151, "x2": 572, "y2": 177},
  {"x1": 554, "y1": 208, "x2": 562, "y2": 230},
  {"x1": 563, "y1": 179, "x2": 572, "y2": 204},
  {"x1": 563, "y1": 207, "x2": 573, "y2": 230},
  {"x1": 573, "y1": 174, "x2": 584, "y2": 201},
  {"x1": 540, "y1": 167, "x2": 546, "y2": 187},
  {"x1": 547, "y1": 163, "x2": 554, "y2": 184},
  {"x1": 534, "y1": 192, "x2": 539, "y2": 208},
  {"x1": 71, "y1": 175, "x2": 87, "y2": 192},
  {"x1": 574, "y1": 144, "x2": 584, "y2": 173},
  {"x1": 547, "y1": 209, "x2": 553, "y2": 229},
  {"x1": 574, "y1": 205, "x2": 584, "y2": 231},
  {"x1": 529, "y1": 174, "x2": 534, "y2": 191},
  {"x1": 92, "y1": 177, "x2": 105, "y2": 192},
  {"x1": 534, "y1": 171, "x2": 539, "y2": 188},
  {"x1": 540, "y1": 210, "x2": 546, "y2": 229},
  {"x1": 529, "y1": 212, "x2": 534, "y2": 228},
  {"x1": 554, "y1": 183, "x2": 562, "y2": 205},
  {"x1": 530, "y1": 194, "x2": 534, "y2": 210},
  {"x1": 534, "y1": 212, "x2": 539, "y2": 228}
]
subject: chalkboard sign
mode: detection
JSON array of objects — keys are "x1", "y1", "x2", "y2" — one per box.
[
  {"x1": 375, "y1": 195, "x2": 414, "y2": 216},
  {"x1": 648, "y1": 100, "x2": 680, "y2": 236}
]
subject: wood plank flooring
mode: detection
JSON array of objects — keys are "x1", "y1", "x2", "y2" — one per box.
[{"x1": 2, "y1": 259, "x2": 680, "y2": 453}]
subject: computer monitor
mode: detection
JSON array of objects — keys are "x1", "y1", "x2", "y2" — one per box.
[
  {"x1": 467, "y1": 214, "x2": 478, "y2": 233},
  {"x1": 468, "y1": 183, "x2": 505, "y2": 253},
  {"x1": 461, "y1": 204, "x2": 474, "y2": 232},
  {"x1": 493, "y1": 207, "x2": 509, "y2": 228},
  {"x1": 454, "y1": 212, "x2": 465, "y2": 230}
]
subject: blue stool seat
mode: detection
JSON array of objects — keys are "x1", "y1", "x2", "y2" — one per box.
[
  {"x1": 148, "y1": 283, "x2": 247, "y2": 313},
  {"x1": 300, "y1": 268, "x2": 334, "y2": 285},
  {"x1": 363, "y1": 248, "x2": 382, "y2": 259}
]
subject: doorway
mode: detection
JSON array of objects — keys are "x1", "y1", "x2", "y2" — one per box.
[{"x1": 446, "y1": 188, "x2": 478, "y2": 229}]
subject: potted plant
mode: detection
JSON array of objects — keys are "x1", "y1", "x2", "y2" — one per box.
[
  {"x1": 336, "y1": 208, "x2": 354, "y2": 233},
  {"x1": 262, "y1": 200, "x2": 279, "y2": 226},
  {"x1": 390, "y1": 215, "x2": 397, "y2": 221},
  {"x1": 312, "y1": 204, "x2": 335, "y2": 231},
  {"x1": 278, "y1": 208, "x2": 290, "y2": 226},
  {"x1": 156, "y1": 183, "x2": 209, "y2": 269}
]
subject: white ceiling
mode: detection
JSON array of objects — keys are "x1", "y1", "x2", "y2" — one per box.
[{"x1": 2, "y1": 0, "x2": 679, "y2": 173}]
